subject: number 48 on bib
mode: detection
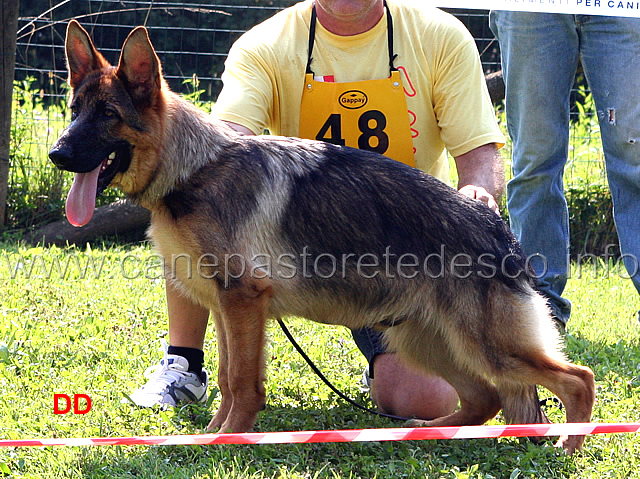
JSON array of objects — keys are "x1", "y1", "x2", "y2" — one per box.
[{"x1": 299, "y1": 71, "x2": 415, "y2": 167}]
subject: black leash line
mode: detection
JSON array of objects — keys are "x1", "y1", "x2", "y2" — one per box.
[{"x1": 276, "y1": 317, "x2": 410, "y2": 422}]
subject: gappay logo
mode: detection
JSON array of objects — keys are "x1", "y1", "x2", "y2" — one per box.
[{"x1": 338, "y1": 90, "x2": 368, "y2": 109}]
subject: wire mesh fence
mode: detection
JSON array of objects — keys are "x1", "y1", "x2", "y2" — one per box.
[
  {"x1": 15, "y1": 3, "x2": 504, "y2": 102},
  {"x1": 10, "y1": 1, "x2": 608, "y2": 245},
  {"x1": 16, "y1": 1, "x2": 292, "y2": 104}
]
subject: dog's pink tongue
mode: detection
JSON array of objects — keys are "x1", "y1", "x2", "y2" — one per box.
[{"x1": 65, "y1": 165, "x2": 101, "y2": 227}]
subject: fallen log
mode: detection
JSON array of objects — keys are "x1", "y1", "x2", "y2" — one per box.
[{"x1": 28, "y1": 199, "x2": 150, "y2": 246}]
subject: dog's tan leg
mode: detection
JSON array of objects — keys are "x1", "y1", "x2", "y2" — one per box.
[
  {"x1": 206, "y1": 282, "x2": 271, "y2": 433},
  {"x1": 488, "y1": 292, "x2": 595, "y2": 453},
  {"x1": 509, "y1": 357, "x2": 595, "y2": 454},
  {"x1": 550, "y1": 363, "x2": 595, "y2": 454},
  {"x1": 207, "y1": 311, "x2": 232, "y2": 431}
]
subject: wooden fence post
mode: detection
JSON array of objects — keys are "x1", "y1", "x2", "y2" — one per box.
[{"x1": 0, "y1": 0, "x2": 20, "y2": 231}]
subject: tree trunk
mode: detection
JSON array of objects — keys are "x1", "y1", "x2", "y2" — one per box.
[{"x1": 0, "y1": 0, "x2": 20, "y2": 231}]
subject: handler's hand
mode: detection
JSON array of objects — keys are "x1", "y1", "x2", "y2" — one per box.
[{"x1": 458, "y1": 185, "x2": 500, "y2": 215}]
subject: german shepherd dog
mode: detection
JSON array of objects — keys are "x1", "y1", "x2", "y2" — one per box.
[{"x1": 50, "y1": 21, "x2": 595, "y2": 453}]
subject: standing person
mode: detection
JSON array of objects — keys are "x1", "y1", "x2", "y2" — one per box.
[
  {"x1": 127, "y1": 0, "x2": 505, "y2": 422},
  {"x1": 490, "y1": 12, "x2": 640, "y2": 328}
]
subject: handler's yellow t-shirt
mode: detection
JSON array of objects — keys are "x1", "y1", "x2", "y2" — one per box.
[{"x1": 213, "y1": 0, "x2": 504, "y2": 182}]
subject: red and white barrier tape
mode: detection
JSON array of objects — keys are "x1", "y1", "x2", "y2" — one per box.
[
  {"x1": 431, "y1": 0, "x2": 640, "y2": 18},
  {"x1": 2, "y1": 423, "x2": 640, "y2": 448}
]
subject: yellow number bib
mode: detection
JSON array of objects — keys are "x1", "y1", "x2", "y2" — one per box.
[{"x1": 299, "y1": 70, "x2": 415, "y2": 167}]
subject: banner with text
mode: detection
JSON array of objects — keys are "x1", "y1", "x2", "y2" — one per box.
[{"x1": 431, "y1": 0, "x2": 640, "y2": 18}]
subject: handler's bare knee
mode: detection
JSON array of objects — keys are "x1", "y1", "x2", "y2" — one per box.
[{"x1": 370, "y1": 353, "x2": 459, "y2": 419}]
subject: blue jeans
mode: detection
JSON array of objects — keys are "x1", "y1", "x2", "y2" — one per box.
[{"x1": 490, "y1": 12, "x2": 640, "y2": 324}]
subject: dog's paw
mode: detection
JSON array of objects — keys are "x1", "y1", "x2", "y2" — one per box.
[
  {"x1": 206, "y1": 411, "x2": 228, "y2": 433},
  {"x1": 404, "y1": 418, "x2": 436, "y2": 428},
  {"x1": 206, "y1": 408, "x2": 258, "y2": 433},
  {"x1": 554, "y1": 434, "x2": 585, "y2": 455}
]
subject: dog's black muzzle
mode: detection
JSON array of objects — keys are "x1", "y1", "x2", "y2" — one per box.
[
  {"x1": 49, "y1": 128, "x2": 133, "y2": 196},
  {"x1": 49, "y1": 142, "x2": 78, "y2": 171},
  {"x1": 48, "y1": 123, "x2": 107, "y2": 173}
]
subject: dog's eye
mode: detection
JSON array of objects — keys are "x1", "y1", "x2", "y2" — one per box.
[
  {"x1": 70, "y1": 106, "x2": 78, "y2": 121},
  {"x1": 104, "y1": 107, "x2": 118, "y2": 118}
]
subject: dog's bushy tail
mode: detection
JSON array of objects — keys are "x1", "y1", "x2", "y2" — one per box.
[{"x1": 500, "y1": 384, "x2": 551, "y2": 443}]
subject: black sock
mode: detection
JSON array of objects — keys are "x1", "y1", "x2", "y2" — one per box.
[{"x1": 167, "y1": 345, "x2": 205, "y2": 380}]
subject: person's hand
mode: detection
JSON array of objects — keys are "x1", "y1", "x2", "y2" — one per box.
[{"x1": 458, "y1": 184, "x2": 499, "y2": 214}]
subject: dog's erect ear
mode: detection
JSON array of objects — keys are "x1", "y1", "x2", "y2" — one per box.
[
  {"x1": 65, "y1": 20, "x2": 110, "y2": 88},
  {"x1": 116, "y1": 27, "x2": 162, "y2": 107}
]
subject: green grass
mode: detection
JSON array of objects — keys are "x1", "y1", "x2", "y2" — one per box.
[{"x1": 0, "y1": 243, "x2": 639, "y2": 478}]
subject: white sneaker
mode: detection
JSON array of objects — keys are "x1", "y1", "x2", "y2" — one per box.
[{"x1": 124, "y1": 339, "x2": 208, "y2": 408}]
